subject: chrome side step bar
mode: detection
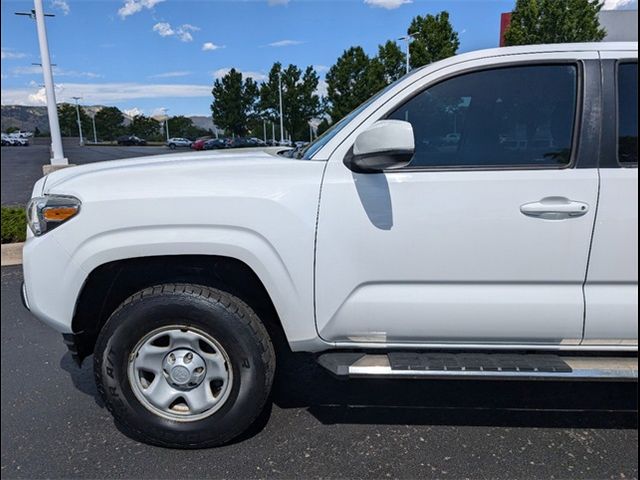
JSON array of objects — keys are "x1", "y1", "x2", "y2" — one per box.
[{"x1": 316, "y1": 352, "x2": 638, "y2": 381}]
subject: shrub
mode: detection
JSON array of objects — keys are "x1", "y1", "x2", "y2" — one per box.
[{"x1": 1, "y1": 206, "x2": 27, "y2": 244}]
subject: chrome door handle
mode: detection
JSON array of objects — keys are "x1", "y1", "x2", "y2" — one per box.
[{"x1": 520, "y1": 197, "x2": 589, "y2": 220}]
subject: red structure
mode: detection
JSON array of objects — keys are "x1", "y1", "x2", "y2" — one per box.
[{"x1": 500, "y1": 12, "x2": 512, "y2": 46}]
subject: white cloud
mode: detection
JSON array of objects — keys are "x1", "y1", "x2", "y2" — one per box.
[
  {"x1": 313, "y1": 64, "x2": 330, "y2": 73},
  {"x1": 316, "y1": 79, "x2": 328, "y2": 97},
  {"x1": 1, "y1": 49, "x2": 28, "y2": 60},
  {"x1": 153, "y1": 22, "x2": 199, "y2": 42},
  {"x1": 212, "y1": 68, "x2": 267, "y2": 82},
  {"x1": 150, "y1": 107, "x2": 169, "y2": 119},
  {"x1": 152, "y1": 22, "x2": 174, "y2": 37},
  {"x1": 202, "y1": 42, "x2": 225, "y2": 51},
  {"x1": 50, "y1": 0, "x2": 70, "y2": 15},
  {"x1": 149, "y1": 71, "x2": 192, "y2": 78},
  {"x1": 601, "y1": 0, "x2": 637, "y2": 8},
  {"x1": 123, "y1": 107, "x2": 144, "y2": 118},
  {"x1": 9, "y1": 65, "x2": 102, "y2": 78},
  {"x1": 118, "y1": 0, "x2": 165, "y2": 19},
  {"x1": 267, "y1": 0, "x2": 289, "y2": 5},
  {"x1": 364, "y1": 0, "x2": 412, "y2": 9},
  {"x1": 267, "y1": 39, "x2": 304, "y2": 47},
  {"x1": 1, "y1": 82, "x2": 212, "y2": 106},
  {"x1": 177, "y1": 24, "x2": 200, "y2": 42}
]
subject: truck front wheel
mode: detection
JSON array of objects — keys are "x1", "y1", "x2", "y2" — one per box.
[{"x1": 94, "y1": 283, "x2": 275, "y2": 448}]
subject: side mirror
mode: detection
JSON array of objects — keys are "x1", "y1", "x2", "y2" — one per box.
[{"x1": 344, "y1": 120, "x2": 415, "y2": 173}]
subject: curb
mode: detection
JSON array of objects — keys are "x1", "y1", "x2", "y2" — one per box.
[{"x1": 1, "y1": 242, "x2": 24, "y2": 266}]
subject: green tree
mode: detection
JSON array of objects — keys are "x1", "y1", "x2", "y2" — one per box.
[
  {"x1": 128, "y1": 114, "x2": 161, "y2": 140},
  {"x1": 376, "y1": 40, "x2": 406, "y2": 84},
  {"x1": 316, "y1": 118, "x2": 331, "y2": 136},
  {"x1": 259, "y1": 63, "x2": 322, "y2": 141},
  {"x1": 408, "y1": 11, "x2": 460, "y2": 68},
  {"x1": 94, "y1": 106, "x2": 124, "y2": 141},
  {"x1": 211, "y1": 68, "x2": 259, "y2": 137},
  {"x1": 326, "y1": 46, "x2": 380, "y2": 122},
  {"x1": 166, "y1": 116, "x2": 209, "y2": 139},
  {"x1": 504, "y1": 0, "x2": 606, "y2": 45},
  {"x1": 57, "y1": 103, "x2": 91, "y2": 137}
]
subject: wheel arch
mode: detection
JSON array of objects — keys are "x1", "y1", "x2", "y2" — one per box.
[{"x1": 71, "y1": 254, "x2": 290, "y2": 363}]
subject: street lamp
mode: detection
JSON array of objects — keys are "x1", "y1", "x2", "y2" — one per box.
[
  {"x1": 162, "y1": 108, "x2": 170, "y2": 141},
  {"x1": 398, "y1": 32, "x2": 417, "y2": 75},
  {"x1": 278, "y1": 70, "x2": 284, "y2": 145},
  {"x1": 91, "y1": 112, "x2": 97, "y2": 143},
  {"x1": 16, "y1": 0, "x2": 67, "y2": 166},
  {"x1": 72, "y1": 96, "x2": 84, "y2": 146}
]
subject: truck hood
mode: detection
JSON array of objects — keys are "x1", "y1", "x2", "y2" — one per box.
[{"x1": 42, "y1": 147, "x2": 290, "y2": 194}]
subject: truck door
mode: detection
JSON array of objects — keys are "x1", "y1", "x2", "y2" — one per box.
[{"x1": 315, "y1": 53, "x2": 601, "y2": 346}]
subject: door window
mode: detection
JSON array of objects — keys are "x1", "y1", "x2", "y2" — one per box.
[
  {"x1": 387, "y1": 65, "x2": 578, "y2": 169},
  {"x1": 618, "y1": 62, "x2": 638, "y2": 165}
]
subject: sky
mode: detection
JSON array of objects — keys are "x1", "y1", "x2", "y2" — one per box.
[{"x1": 1, "y1": 0, "x2": 637, "y2": 116}]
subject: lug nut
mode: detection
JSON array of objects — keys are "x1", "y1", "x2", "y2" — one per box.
[{"x1": 185, "y1": 352, "x2": 193, "y2": 364}]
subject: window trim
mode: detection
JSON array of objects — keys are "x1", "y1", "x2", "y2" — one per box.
[
  {"x1": 378, "y1": 61, "x2": 585, "y2": 173},
  {"x1": 615, "y1": 60, "x2": 639, "y2": 169}
]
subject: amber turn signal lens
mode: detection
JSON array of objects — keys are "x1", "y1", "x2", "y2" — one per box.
[{"x1": 42, "y1": 206, "x2": 78, "y2": 222}]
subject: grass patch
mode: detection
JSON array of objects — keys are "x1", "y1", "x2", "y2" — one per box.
[{"x1": 1, "y1": 206, "x2": 27, "y2": 244}]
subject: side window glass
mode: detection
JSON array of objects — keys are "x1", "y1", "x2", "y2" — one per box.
[
  {"x1": 388, "y1": 65, "x2": 578, "y2": 169},
  {"x1": 618, "y1": 62, "x2": 638, "y2": 165}
]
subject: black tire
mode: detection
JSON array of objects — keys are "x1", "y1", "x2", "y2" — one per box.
[
  {"x1": 94, "y1": 283, "x2": 276, "y2": 448},
  {"x1": 169, "y1": 143, "x2": 176, "y2": 150}
]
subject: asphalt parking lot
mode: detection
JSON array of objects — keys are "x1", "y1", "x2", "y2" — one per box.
[
  {"x1": 1, "y1": 266, "x2": 638, "y2": 479},
  {"x1": 1, "y1": 138, "x2": 169, "y2": 206}
]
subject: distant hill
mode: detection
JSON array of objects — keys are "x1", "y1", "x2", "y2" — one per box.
[
  {"x1": 1, "y1": 105, "x2": 215, "y2": 133},
  {"x1": 1, "y1": 105, "x2": 50, "y2": 133}
]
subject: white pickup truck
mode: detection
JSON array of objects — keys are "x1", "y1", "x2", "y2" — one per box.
[{"x1": 22, "y1": 43, "x2": 638, "y2": 448}]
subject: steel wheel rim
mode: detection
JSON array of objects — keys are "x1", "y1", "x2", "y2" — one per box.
[{"x1": 127, "y1": 325, "x2": 233, "y2": 422}]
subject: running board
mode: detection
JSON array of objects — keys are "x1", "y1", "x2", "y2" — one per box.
[{"x1": 316, "y1": 352, "x2": 638, "y2": 381}]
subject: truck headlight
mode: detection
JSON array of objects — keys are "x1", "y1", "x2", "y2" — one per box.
[{"x1": 26, "y1": 195, "x2": 81, "y2": 236}]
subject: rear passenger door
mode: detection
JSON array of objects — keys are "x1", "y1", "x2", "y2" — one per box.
[{"x1": 583, "y1": 54, "x2": 638, "y2": 345}]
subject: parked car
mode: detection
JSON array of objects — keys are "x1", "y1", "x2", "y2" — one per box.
[
  {"x1": 203, "y1": 138, "x2": 226, "y2": 150},
  {"x1": 22, "y1": 43, "x2": 638, "y2": 449},
  {"x1": 2, "y1": 134, "x2": 29, "y2": 146},
  {"x1": 166, "y1": 137, "x2": 192, "y2": 149},
  {"x1": 117, "y1": 135, "x2": 146, "y2": 146},
  {"x1": 191, "y1": 137, "x2": 211, "y2": 151},
  {"x1": 226, "y1": 137, "x2": 258, "y2": 148}
]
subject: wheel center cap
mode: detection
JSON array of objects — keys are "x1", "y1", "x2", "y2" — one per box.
[
  {"x1": 170, "y1": 365, "x2": 191, "y2": 385},
  {"x1": 162, "y1": 348, "x2": 207, "y2": 389}
]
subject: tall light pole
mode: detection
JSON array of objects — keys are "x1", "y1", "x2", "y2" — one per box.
[
  {"x1": 91, "y1": 112, "x2": 97, "y2": 143},
  {"x1": 263, "y1": 118, "x2": 267, "y2": 143},
  {"x1": 16, "y1": 0, "x2": 67, "y2": 165},
  {"x1": 398, "y1": 33, "x2": 416, "y2": 75},
  {"x1": 72, "y1": 96, "x2": 84, "y2": 146},
  {"x1": 162, "y1": 108, "x2": 170, "y2": 141},
  {"x1": 278, "y1": 70, "x2": 284, "y2": 144},
  {"x1": 271, "y1": 122, "x2": 275, "y2": 143}
]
